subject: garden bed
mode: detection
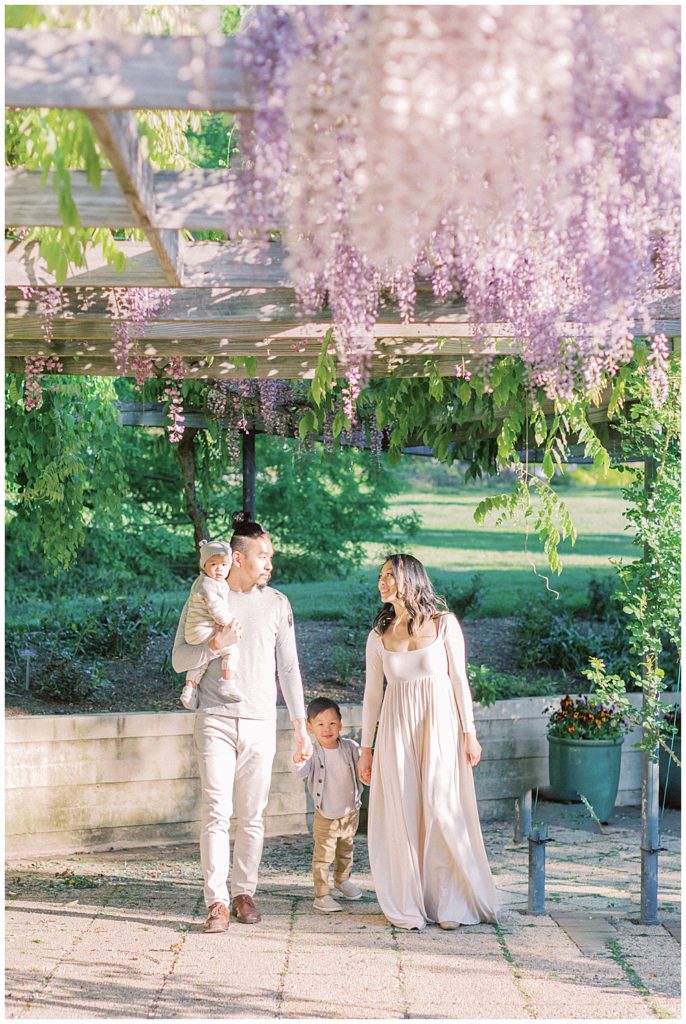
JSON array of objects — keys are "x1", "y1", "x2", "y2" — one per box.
[{"x1": 5, "y1": 617, "x2": 524, "y2": 717}]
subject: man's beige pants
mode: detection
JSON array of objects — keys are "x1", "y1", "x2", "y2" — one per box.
[
  {"x1": 194, "y1": 713, "x2": 276, "y2": 908},
  {"x1": 312, "y1": 808, "x2": 359, "y2": 897}
]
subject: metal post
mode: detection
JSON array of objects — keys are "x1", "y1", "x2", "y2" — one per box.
[
  {"x1": 640, "y1": 455, "x2": 661, "y2": 925},
  {"x1": 242, "y1": 429, "x2": 256, "y2": 521},
  {"x1": 527, "y1": 824, "x2": 553, "y2": 915},
  {"x1": 514, "y1": 790, "x2": 533, "y2": 844}
]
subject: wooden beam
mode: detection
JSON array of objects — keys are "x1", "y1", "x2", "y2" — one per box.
[
  {"x1": 5, "y1": 168, "x2": 274, "y2": 232},
  {"x1": 4, "y1": 339, "x2": 514, "y2": 365},
  {"x1": 6, "y1": 320, "x2": 680, "y2": 350},
  {"x1": 85, "y1": 111, "x2": 183, "y2": 286},
  {"x1": 5, "y1": 238, "x2": 292, "y2": 289},
  {"x1": 4, "y1": 353, "x2": 479, "y2": 381},
  {"x1": 6, "y1": 169, "x2": 132, "y2": 228},
  {"x1": 5, "y1": 29, "x2": 252, "y2": 112},
  {"x1": 4, "y1": 286, "x2": 468, "y2": 324}
]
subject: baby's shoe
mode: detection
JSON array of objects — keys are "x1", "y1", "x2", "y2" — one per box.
[
  {"x1": 180, "y1": 683, "x2": 198, "y2": 710},
  {"x1": 313, "y1": 895, "x2": 342, "y2": 913},
  {"x1": 333, "y1": 880, "x2": 364, "y2": 901}
]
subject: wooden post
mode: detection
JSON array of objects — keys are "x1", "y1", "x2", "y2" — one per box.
[{"x1": 242, "y1": 430, "x2": 256, "y2": 521}]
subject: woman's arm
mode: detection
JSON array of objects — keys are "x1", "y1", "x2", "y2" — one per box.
[
  {"x1": 359, "y1": 632, "x2": 384, "y2": 785},
  {"x1": 443, "y1": 613, "x2": 476, "y2": 734}
]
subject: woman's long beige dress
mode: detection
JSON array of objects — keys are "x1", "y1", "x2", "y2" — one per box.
[{"x1": 362, "y1": 613, "x2": 499, "y2": 930}]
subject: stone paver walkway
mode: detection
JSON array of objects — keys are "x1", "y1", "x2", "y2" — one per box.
[{"x1": 5, "y1": 804, "x2": 680, "y2": 1019}]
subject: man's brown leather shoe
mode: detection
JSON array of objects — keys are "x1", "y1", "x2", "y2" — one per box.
[
  {"x1": 203, "y1": 901, "x2": 229, "y2": 933},
  {"x1": 231, "y1": 893, "x2": 261, "y2": 924}
]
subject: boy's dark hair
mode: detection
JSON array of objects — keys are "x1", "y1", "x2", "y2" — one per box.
[
  {"x1": 230, "y1": 510, "x2": 269, "y2": 554},
  {"x1": 307, "y1": 697, "x2": 342, "y2": 721}
]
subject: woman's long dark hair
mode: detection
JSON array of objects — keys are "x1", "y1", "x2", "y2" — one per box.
[{"x1": 373, "y1": 554, "x2": 447, "y2": 636}]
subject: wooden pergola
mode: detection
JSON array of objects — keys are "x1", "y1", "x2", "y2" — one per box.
[
  {"x1": 5, "y1": 22, "x2": 680, "y2": 928},
  {"x1": 5, "y1": 29, "x2": 680, "y2": 386}
]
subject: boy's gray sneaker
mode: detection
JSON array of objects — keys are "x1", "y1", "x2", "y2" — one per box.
[
  {"x1": 313, "y1": 895, "x2": 342, "y2": 913},
  {"x1": 334, "y1": 880, "x2": 364, "y2": 900}
]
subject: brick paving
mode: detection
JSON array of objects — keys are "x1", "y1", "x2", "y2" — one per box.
[{"x1": 5, "y1": 804, "x2": 680, "y2": 1019}]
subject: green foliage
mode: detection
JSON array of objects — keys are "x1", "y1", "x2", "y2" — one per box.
[
  {"x1": 186, "y1": 112, "x2": 238, "y2": 170},
  {"x1": 69, "y1": 597, "x2": 173, "y2": 659},
  {"x1": 31, "y1": 656, "x2": 113, "y2": 704},
  {"x1": 436, "y1": 573, "x2": 483, "y2": 620},
  {"x1": 577, "y1": 352, "x2": 681, "y2": 754},
  {"x1": 514, "y1": 595, "x2": 594, "y2": 673},
  {"x1": 513, "y1": 587, "x2": 639, "y2": 682},
  {"x1": 5, "y1": 375, "x2": 126, "y2": 572},
  {"x1": 468, "y1": 664, "x2": 563, "y2": 707},
  {"x1": 249, "y1": 437, "x2": 420, "y2": 582}
]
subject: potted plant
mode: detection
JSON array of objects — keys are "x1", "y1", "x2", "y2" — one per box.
[
  {"x1": 659, "y1": 706, "x2": 681, "y2": 810},
  {"x1": 545, "y1": 693, "x2": 628, "y2": 823}
]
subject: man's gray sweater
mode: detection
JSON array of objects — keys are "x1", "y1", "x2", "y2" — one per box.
[{"x1": 172, "y1": 585, "x2": 305, "y2": 722}]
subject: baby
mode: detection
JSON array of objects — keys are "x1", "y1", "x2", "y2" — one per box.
[
  {"x1": 293, "y1": 697, "x2": 365, "y2": 912},
  {"x1": 179, "y1": 538, "x2": 242, "y2": 710}
]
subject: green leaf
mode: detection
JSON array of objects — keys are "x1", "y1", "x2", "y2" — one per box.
[
  {"x1": 542, "y1": 450, "x2": 554, "y2": 480},
  {"x1": 298, "y1": 410, "x2": 316, "y2": 440},
  {"x1": 332, "y1": 409, "x2": 349, "y2": 438}
]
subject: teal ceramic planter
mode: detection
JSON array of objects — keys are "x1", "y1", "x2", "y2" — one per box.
[
  {"x1": 659, "y1": 734, "x2": 681, "y2": 809},
  {"x1": 548, "y1": 735, "x2": 624, "y2": 823}
]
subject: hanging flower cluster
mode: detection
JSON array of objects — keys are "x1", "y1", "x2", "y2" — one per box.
[
  {"x1": 19, "y1": 287, "x2": 64, "y2": 409},
  {"x1": 233, "y1": 5, "x2": 680, "y2": 400},
  {"x1": 111, "y1": 288, "x2": 173, "y2": 380},
  {"x1": 163, "y1": 356, "x2": 186, "y2": 443},
  {"x1": 24, "y1": 354, "x2": 63, "y2": 411}
]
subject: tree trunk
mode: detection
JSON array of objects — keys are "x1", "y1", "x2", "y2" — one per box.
[{"x1": 176, "y1": 428, "x2": 209, "y2": 551}]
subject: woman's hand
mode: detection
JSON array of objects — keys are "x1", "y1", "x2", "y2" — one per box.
[
  {"x1": 358, "y1": 747, "x2": 373, "y2": 785},
  {"x1": 463, "y1": 732, "x2": 482, "y2": 768}
]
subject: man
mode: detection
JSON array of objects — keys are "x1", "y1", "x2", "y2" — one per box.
[{"x1": 172, "y1": 515, "x2": 311, "y2": 933}]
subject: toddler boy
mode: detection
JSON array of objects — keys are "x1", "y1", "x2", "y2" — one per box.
[{"x1": 293, "y1": 697, "x2": 364, "y2": 912}]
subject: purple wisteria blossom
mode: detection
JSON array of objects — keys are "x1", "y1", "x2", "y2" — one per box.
[{"x1": 231, "y1": 5, "x2": 680, "y2": 401}]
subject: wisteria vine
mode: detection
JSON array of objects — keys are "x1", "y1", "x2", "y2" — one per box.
[{"x1": 232, "y1": 5, "x2": 680, "y2": 404}]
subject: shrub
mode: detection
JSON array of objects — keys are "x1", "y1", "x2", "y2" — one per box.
[
  {"x1": 71, "y1": 598, "x2": 173, "y2": 659},
  {"x1": 584, "y1": 574, "x2": 618, "y2": 621},
  {"x1": 469, "y1": 664, "x2": 565, "y2": 707},
  {"x1": 438, "y1": 574, "x2": 483, "y2": 620},
  {"x1": 32, "y1": 656, "x2": 113, "y2": 703},
  {"x1": 514, "y1": 595, "x2": 594, "y2": 673}
]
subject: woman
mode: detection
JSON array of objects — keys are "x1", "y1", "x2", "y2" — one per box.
[{"x1": 358, "y1": 554, "x2": 499, "y2": 931}]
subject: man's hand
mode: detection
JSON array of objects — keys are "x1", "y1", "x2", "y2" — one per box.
[
  {"x1": 358, "y1": 747, "x2": 373, "y2": 785},
  {"x1": 292, "y1": 718, "x2": 312, "y2": 764},
  {"x1": 464, "y1": 732, "x2": 482, "y2": 767},
  {"x1": 210, "y1": 619, "x2": 242, "y2": 652}
]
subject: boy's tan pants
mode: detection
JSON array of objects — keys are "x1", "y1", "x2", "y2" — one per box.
[{"x1": 312, "y1": 808, "x2": 359, "y2": 897}]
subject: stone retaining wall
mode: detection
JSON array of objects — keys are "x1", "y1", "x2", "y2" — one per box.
[{"x1": 5, "y1": 694, "x2": 666, "y2": 857}]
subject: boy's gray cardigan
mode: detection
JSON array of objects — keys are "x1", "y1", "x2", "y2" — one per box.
[{"x1": 292, "y1": 737, "x2": 364, "y2": 813}]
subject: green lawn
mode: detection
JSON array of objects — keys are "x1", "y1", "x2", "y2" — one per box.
[
  {"x1": 280, "y1": 486, "x2": 635, "y2": 620},
  {"x1": 8, "y1": 486, "x2": 635, "y2": 628}
]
